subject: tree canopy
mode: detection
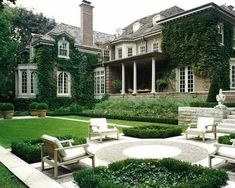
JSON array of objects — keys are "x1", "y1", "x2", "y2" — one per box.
[{"x1": 0, "y1": 0, "x2": 16, "y2": 9}]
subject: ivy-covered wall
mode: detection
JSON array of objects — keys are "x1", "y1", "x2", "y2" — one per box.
[
  {"x1": 162, "y1": 10, "x2": 234, "y2": 90},
  {"x1": 34, "y1": 34, "x2": 98, "y2": 109}
]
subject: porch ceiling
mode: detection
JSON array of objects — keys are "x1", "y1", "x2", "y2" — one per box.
[{"x1": 95, "y1": 51, "x2": 166, "y2": 67}]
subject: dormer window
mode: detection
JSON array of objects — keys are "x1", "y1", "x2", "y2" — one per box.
[
  {"x1": 218, "y1": 23, "x2": 224, "y2": 45},
  {"x1": 58, "y1": 37, "x2": 69, "y2": 58},
  {"x1": 153, "y1": 14, "x2": 165, "y2": 25},
  {"x1": 133, "y1": 22, "x2": 141, "y2": 33}
]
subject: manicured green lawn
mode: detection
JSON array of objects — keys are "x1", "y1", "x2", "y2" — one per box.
[
  {"x1": 0, "y1": 118, "x2": 88, "y2": 148},
  {"x1": 0, "y1": 163, "x2": 26, "y2": 188}
]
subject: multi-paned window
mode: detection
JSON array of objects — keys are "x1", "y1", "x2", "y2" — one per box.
[
  {"x1": 139, "y1": 46, "x2": 146, "y2": 54},
  {"x1": 128, "y1": 47, "x2": 133, "y2": 57},
  {"x1": 218, "y1": 23, "x2": 224, "y2": 45},
  {"x1": 31, "y1": 72, "x2": 38, "y2": 94},
  {"x1": 152, "y1": 42, "x2": 159, "y2": 52},
  {"x1": 21, "y1": 71, "x2": 27, "y2": 94},
  {"x1": 94, "y1": 68, "x2": 105, "y2": 95},
  {"x1": 118, "y1": 48, "x2": 122, "y2": 59},
  {"x1": 57, "y1": 71, "x2": 71, "y2": 96},
  {"x1": 103, "y1": 49, "x2": 110, "y2": 62},
  {"x1": 58, "y1": 38, "x2": 69, "y2": 58},
  {"x1": 230, "y1": 60, "x2": 235, "y2": 89},
  {"x1": 178, "y1": 66, "x2": 194, "y2": 93}
]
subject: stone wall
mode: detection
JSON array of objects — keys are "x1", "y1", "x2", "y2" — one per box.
[{"x1": 178, "y1": 107, "x2": 230, "y2": 126}]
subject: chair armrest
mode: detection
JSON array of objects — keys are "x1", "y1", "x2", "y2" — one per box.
[
  {"x1": 108, "y1": 124, "x2": 118, "y2": 129},
  {"x1": 205, "y1": 123, "x2": 217, "y2": 128},
  {"x1": 60, "y1": 139, "x2": 74, "y2": 146},
  {"x1": 230, "y1": 139, "x2": 235, "y2": 146}
]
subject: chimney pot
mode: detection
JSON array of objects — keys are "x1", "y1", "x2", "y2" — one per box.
[{"x1": 228, "y1": 5, "x2": 234, "y2": 11}]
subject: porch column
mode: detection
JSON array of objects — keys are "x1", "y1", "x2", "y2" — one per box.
[
  {"x1": 151, "y1": 57, "x2": 156, "y2": 94},
  {"x1": 121, "y1": 63, "x2": 125, "y2": 95},
  {"x1": 133, "y1": 61, "x2": 137, "y2": 94}
]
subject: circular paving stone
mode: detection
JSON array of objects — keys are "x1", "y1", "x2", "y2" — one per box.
[{"x1": 95, "y1": 140, "x2": 208, "y2": 163}]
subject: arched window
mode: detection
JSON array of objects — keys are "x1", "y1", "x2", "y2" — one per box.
[
  {"x1": 31, "y1": 72, "x2": 38, "y2": 94},
  {"x1": 58, "y1": 37, "x2": 69, "y2": 58},
  {"x1": 57, "y1": 71, "x2": 71, "y2": 96},
  {"x1": 22, "y1": 71, "x2": 27, "y2": 94}
]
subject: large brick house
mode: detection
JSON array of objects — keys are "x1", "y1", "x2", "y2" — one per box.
[{"x1": 15, "y1": 1, "x2": 235, "y2": 100}]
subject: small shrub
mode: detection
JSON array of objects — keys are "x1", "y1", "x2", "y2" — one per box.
[
  {"x1": 11, "y1": 135, "x2": 86, "y2": 163},
  {"x1": 123, "y1": 125, "x2": 182, "y2": 138},
  {"x1": 218, "y1": 133, "x2": 235, "y2": 145},
  {"x1": 36, "y1": 103, "x2": 48, "y2": 110},
  {"x1": 207, "y1": 72, "x2": 220, "y2": 102},
  {"x1": 14, "y1": 98, "x2": 38, "y2": 111},
  {"x1": 1, "y1": 103, "x2": 14, "y2": 111},
  {"x1": 29, "y1": 102, "x2": 39, "y2": 110},
  {"x1": 112, "y1": 80, "x2": 122, "y2": 93},
  {"x1": 73, "y1": 158, "x2": 228, "y2": 188}
]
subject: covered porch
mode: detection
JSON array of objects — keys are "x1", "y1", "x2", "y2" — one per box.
[{"x1": 104, "y1": 51, "x2": 167, "y2": 95}]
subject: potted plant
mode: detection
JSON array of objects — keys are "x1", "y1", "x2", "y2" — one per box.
[
  {"x1": 1, "y1": 103, "x2": 14, "y2": 119},
  {"x1": 36, "y1": 103, "x2": 48, "y2": 118},
  {"x1": 112, "y1": 80, "x2": 122, "y2": 93},
  {"x1": 29, "y1": 102, "x2": 39, "y2": 116},
  {"x1": 156, "y1": 79, "x2": 168, "y2": 92}
]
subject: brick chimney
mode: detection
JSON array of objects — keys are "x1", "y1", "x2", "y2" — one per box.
[{"x1": 80, "y1": 0, "x2": 94, "y2": 46}]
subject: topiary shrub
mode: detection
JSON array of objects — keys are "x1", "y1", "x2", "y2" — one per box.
[
  {"x1": 112, "y1": 80, "x2": 122, "y2": 93},
  {"x1": 218, "y1": 133, "x2": 235, "y2": 145},
  {"x1": 123, "y1": 125, "x2": 182, "y2": 138},
  {"x1": 73, "y1": 158, "x2": 228, "y2": 188},
  {"x1": 29, "y1": 102, "x2": 39, "y2": 110},
  {"x1": 11, "y1": 135, "x2": 86, "y2": 163},
  {"x1": 36, "y1": 103, "x2": 48, "y2": 110},
  {"x1": 1, "y1": 103, "x2": 14, "y2": 111},
  {"x1": 207, "y1": 72, "x2": 220, "y2": 102}
]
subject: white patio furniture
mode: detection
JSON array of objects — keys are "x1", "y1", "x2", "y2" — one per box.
[
  {"x1": 41, "y1": 134, "x2": 95, "y2": 178},
  {"x1": 185, "y1": 117, "x2": 217, "y2": 142},
  {"x1": 89, "y1": 118, "x2": 119, "y2": 143},
  {"x1": 209, "y1": 139, "x2": 235, "y2": 168}
]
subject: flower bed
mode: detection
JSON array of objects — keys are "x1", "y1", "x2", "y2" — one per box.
[
  {"x1": 122, "y1": 125, "x2": 182, "y2": 138},
  {"x1": 11, "y1": 135, "x2": 86, "y2": 163},
  {"x1": 73, "y1": 158, "x2": 228, "y2": 188}
]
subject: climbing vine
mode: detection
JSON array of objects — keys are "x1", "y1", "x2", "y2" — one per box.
[
  {"x1": 34, "y1": 34, "x2": 98, "y2": 109},
  {"x1": 162, "y1": 10, "x2": 234, "y2": 90}
]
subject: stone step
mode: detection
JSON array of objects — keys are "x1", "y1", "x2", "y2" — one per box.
[
  {"x1": 217, "y1": 127, "x2": 235, "y2": 133},
  {"x1": 222, "y1": 119, "x2": 235, "y2": 124},
  {"x1": 227, "y1": 115, "x2": 235, "y2": 119},
  {"x1": 218, "y1": 123, "x2": 235, "y2": 129},
  {"x1": 231, "y1": 111, "x2": 235, "y2": 115}
]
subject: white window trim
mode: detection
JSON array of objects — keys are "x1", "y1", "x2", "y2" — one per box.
[
  {"x1": 233, "y1": 27, "x2": 235, "y2": 49},
  {"x1": 16, "y1": 64, "x2": 38, "y2": 98},
  {"x1": 127, "y1": 47, "x2": 133, "y2": 57},
  {"x1": 139, "y1": 45, "x2": 146, "y2": 54},
  {"x1": 230, "y1": 58, "x2": 235, "y2": 89},
  {"x1": 152, "y1": 42, "x2": 160, "y2": 52},
  {"x1": 117, "y1": 48, "x2": 122, "y2": 59},
  {"x1": 218, "y1": 23, "x2": 224, "y2": 46},
  {"x1": 58, "y1": 37, "x2": 70, "y2": 59},
  {"x1": 57, "y1": 71, "x2": 71, "y2": 97},
  {"x1": 94, "y1": 67, "x2": 105, "y2": 99},
  {"x1": 177, "y1": 66, "x2": 194, "y2": 93},
  {"x1": 103, "y1": 49, "x2": 110, "y2": 61}
]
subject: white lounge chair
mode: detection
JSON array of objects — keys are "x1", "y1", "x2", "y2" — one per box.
[
  {"x1": 209, "y1": 139, "x2": 235, "y2": 168},
  {"x1": 185, "y1": 117, "x2": 217, "y2": 142},
  {"x1": 89, "y1": 118, "x2": 119, "y2": 143},
  {"x1": 41, "y1": 134, "x2": 95, "y2": 178}
]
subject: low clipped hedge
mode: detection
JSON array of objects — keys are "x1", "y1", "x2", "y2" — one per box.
[
  {"x1": 218, "y1": 133, "x2": 235, "y2": 145},
  {"x1": 190, "y1": 101, "x2": 235, "y2": 108},
  {"x1": 11, "y1": 135, "x2": 86, "y2": 163},
  {"x1": 47, "y1": 112, "x2": 178, "y2": 125},
  {"x1": 73, "y1": 158, "x2": 228, "y2": 188},
  {"x1": 123, "y1": 125, "x2": 182, "y2": 138}
]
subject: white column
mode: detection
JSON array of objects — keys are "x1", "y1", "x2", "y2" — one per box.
[
  {"x1": 133, "y1": 61, "x2": 137, "y2": 94},
  {"x1": 151, "y1": 58, "x2": 156, "y2": 94},
  {"x1": 18, "y1": 70, "x2": 22, "y2": 96},
  {"x1": 27, "y1": 69, "x2": 31, "y2": 96},
  {"x1": 121, "y1": 63, "x2": 125, "y2": 95}
]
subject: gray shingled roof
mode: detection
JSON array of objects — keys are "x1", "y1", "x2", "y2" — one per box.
[
  {"x1": 40, "y1": 23, "x2": 114, "y2": 46},
  {"x1": 220, "y1": 5, "x2": 235, "y2": 16},
  {"x1": 115, "y1": 6, "x2": 184, "y2": 40}
]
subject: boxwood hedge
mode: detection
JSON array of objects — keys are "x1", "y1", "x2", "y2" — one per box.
[
  {"x1": 218, "y1": 133, "x2": 235, "y2": 145},
  {"x1": 122, "y1": 125, "x2": 182, "y2": 138},
  {"x1": 73, "y1": 158, "x2": 228, "y2": 188},
  {"x1": 11, "y1": 135, "x2": 86, "y2": 163}
]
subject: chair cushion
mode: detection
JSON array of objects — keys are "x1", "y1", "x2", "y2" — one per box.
[
  {"x1": 217, "y1": 146, "x2": 235, "y2": 159},
  {"x1": 99, "y1": 128, "x2": 118, "y2": 134},
  {"x1": 186, "y1": 128, "x2": 205, "y2": 134},
  {"x1": 41, "y1": 134, "x2": 66, "y2": 157},
  {"x1": 197, "y1": 117, "x2": 214, "y2": 132},
  {"x1": 90, "y1": 118, "x2": 108, "y2": 131},
  {"x1": 62, "y1": 147, "x2": 87, "y2": 161}
]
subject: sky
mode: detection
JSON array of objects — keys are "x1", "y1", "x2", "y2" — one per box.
[{"x1": 15, "y1": 0, "x2": 235, "y2": 34}]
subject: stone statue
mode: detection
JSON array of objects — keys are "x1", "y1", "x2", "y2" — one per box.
[{"x1": 215, "y1": 89, "x2": 227, "y2": 109}]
